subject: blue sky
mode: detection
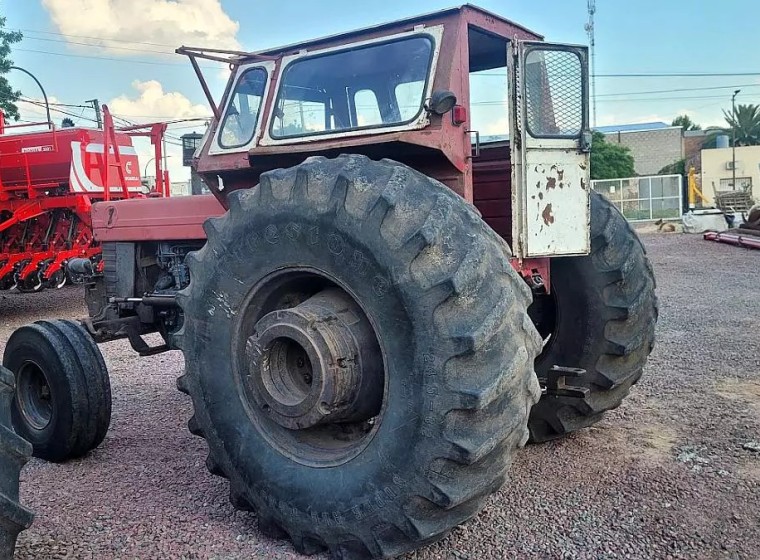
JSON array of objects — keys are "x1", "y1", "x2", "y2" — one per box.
[{"x1": 4, "y1": 0, "x2": 760, "y2": 180}]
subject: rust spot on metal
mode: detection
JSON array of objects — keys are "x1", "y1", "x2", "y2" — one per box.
[
  {"x1": 559, "y1": 182, "x2": 564, "y2": 189},
  {"x1": 557, "y1": 169, "x2": 564, "y2": 180},
  {"x1": 581, "y1": 178, "x2": 587, "y2": 190},
  {"x1": 541, "y1": 203, "x2": 555, "y2": 226},
  {"x1": 536, "y1": 181, "x2": 541, "y2": 190},
  {"x1": 546, "y1": 177, "x2": 557, "y2": 189},
  {"x1": 538, "y1": 192, "x2": 544, "y2": 200},
  {"x1": 579, "y1": 162, "x2": 587, "y2": 170}
]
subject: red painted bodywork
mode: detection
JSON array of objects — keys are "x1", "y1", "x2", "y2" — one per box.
[
  {"x1": 94, "y1": 5, "x2": 552, "y2": 285},
  {"x1": 0, "y1": 106, "x2": 169, "y2": 286},
  {"x1": 0, "y1": 127, "x2": 139, "y2": 195},
  {"x1": 93, "y1": 194, "x2": 224, "y2": 242},
  {"x1": 96, "y1": 6, "x2": 542, "y2": 239}
]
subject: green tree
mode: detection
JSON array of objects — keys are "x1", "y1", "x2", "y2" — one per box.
[
  {"x1": 723, "y1": 103, "x2": 760, "y2": 146},
  {"x1": 0, "y1": 16, "x2": 23, "y2": 121},
  {"x1": 590, "y1": 131, "x2": 636, "y2": 180},
  {"x1": 658, "y1": 158, "x2": 686, "y2": 176},
  {"x1": 672, "y1": 114, "x2": 701, "y2": 131}
]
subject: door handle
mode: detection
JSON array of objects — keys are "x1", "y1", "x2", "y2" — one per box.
[{"x1": 467, "y1": 130, "x2": 480, "y2": 159}]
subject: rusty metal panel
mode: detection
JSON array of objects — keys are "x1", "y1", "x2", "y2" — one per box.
[{"x1": 523, "y1": 147, "x2": 589, "y2": 256}]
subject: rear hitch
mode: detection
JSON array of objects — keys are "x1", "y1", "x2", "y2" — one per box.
[{"x1": 542, "y1": 365, "x2": 589, "y2": 399}]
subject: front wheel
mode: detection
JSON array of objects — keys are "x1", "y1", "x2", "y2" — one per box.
[
  {"x1": 528, "y1": 191, "x2": 658, "y2": 442},
  {"x1": 3, "y1": 320, "x2": 112, "y2": 462},
  {"x1": 175, "y1": 155, "x2": 542, "y2": 558}
]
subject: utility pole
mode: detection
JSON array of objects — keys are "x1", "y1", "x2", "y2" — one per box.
[
  {"x1": 86, "y1": 98, "x2": 102, "y2": 129},
  {"x1": 585, "y1": 0, "x2": 596, "y2": 128},
  {"x1": 731, "y1": 89, "x2": 740, "y2": 190}
]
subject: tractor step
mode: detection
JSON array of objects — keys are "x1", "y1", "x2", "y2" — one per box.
[{"x1": 542, "y1": 365, "x2": 590, "y2": 399}]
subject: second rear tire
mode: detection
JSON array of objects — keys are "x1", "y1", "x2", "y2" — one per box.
[{"x1": 528, "y1": 191, "x2": 658, "y2": 442}]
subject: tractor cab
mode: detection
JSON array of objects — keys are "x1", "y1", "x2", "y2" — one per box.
[{"x1": 180, "y1": 4, "x2": 591, "y2": 259}]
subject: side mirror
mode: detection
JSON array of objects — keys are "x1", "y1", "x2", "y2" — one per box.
[{"x1": 426, "y1": 90, "x2": 457, "y2": 116}]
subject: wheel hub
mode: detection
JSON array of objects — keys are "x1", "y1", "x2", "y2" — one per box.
[
  {"x1": 16, "y1": 361, "x2": 53, "y2": 431},
  {"x1": 245, "y1": 288, "x2": 382, "y2": 430}
]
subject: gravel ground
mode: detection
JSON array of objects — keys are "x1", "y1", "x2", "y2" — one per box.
[{"x1": 2, "y1": 232, "x2": 759, "y2": 559}]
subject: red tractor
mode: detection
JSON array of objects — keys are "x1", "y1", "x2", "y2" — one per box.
[
  {"x1": 0, "y1": 105, "x2": 170, "y2": 291},
  {"x1": 1, "y1": 6, "x2": 657, "y2": 558}
]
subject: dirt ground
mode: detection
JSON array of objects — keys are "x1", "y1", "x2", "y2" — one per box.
[{"x1": 3, "y1": 232, "x2": 759, "y2": 560}]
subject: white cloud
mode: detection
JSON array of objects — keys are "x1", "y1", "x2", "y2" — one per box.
[
  {"x1": 42, "y1": 0, "x2": 240, "y2": 52},
  {"x1": 108, "y1": 79, "x2": 211, "y2": 121},
  {"x1": 108, "y1": 80, "x2": 212, "y2": 184}
]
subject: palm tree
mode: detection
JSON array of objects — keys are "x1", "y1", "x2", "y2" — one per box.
[{"x1": 722, "y1": 103, "x2": 760, "y2": 146}]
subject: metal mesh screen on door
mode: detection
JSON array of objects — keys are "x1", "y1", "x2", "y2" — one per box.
[{"x1": 525, "y1": 49, "x2": 583, "y2": 137}]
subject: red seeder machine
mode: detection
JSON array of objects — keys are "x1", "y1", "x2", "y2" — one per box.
[{"x1": 0, "y1": 106, "x2": 170, "y2": 291}]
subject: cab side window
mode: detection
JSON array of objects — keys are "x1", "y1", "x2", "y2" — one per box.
[{"x1": 219, "y1": 67, "x2": 268, "y2": 149}]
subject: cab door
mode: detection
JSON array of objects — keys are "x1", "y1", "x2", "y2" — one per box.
[{"x1": 508, "y1": 41, "x2": 591, "y2": 259}]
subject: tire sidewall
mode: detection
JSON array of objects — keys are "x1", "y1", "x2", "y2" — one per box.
[
  {"x1": 184, "y1": 205, "x2": 448, "y2": 530},
  {"x1": 4, "y1": 330, "x2": 77, "y2": 458}
]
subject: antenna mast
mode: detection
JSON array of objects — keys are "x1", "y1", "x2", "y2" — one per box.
[{"x1": 585, "y1": 0, "x2": 597, "y2": 127}]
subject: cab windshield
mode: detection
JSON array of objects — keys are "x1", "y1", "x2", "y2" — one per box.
[{"x1": 270, "y1": 35, "x2": 434, "y2": 139}]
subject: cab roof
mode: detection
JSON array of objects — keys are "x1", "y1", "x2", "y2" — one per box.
[{"x1": 251, "y1": 4, "x2": 543, "y2": 57}]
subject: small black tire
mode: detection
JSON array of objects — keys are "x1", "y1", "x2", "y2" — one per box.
[
  {"x1": 175, "y1": 155, "x2": 542, "y2": 559},
  {"x1": 0, "y1": 366, "x2": 34, "y2": 558},
  {"x1": 3, "y1": 320, "x2": 112, "y2": 462},
  {"x1": 528, "y1": 191, "x2": 658, "y2": 442}
]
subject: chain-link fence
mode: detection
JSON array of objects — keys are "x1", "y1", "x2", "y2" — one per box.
[{"x1": 592, "y1": 174, "x2": 683, "y2": 222}]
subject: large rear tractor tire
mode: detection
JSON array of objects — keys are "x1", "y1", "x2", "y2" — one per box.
[
  {"x1": 3, "y1": 320, "x2": 112, "y2": 462},
  {"x1": 174, "y1": 154, "x2": 542, "y2": 559},
  {"x1": 528, "y1": 191, "x2": 658, "y2": 442},
  {"x1": 0, "y1": 366, "x2": 34, "y2": 558}
]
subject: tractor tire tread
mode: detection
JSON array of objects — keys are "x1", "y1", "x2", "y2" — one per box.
[{"x1": 176, "y1": 155, "x2": 541, "y2": 559}]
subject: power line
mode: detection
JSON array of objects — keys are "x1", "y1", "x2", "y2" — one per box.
[
  {"x1": 15, "y1": 27, "x2": 760, "y2": 79},
  {"x1": 111, "y1": 112, "x2": 212, "y2": 121},
  {"x1": 473, "y1": 71, "x2": 760, "y2": 79},
  {"x1": 18, "y1": 98, "x2": 100, "y2": 124},
  {"x1": 18, "y1": 28, "x2": 181, "y2": 48},
  {"x1": 596, "y1": 83, "x2": 760, "y2": 98},
  {"x1": 21, "y1": 35, "x2": 177, "y2": 56},
  {"x1": 595, "y1": 72, "x2": 760, "y2": 78},
  {"x1": 15, "y1": 48, "x2": 223, "y2": 68}
]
